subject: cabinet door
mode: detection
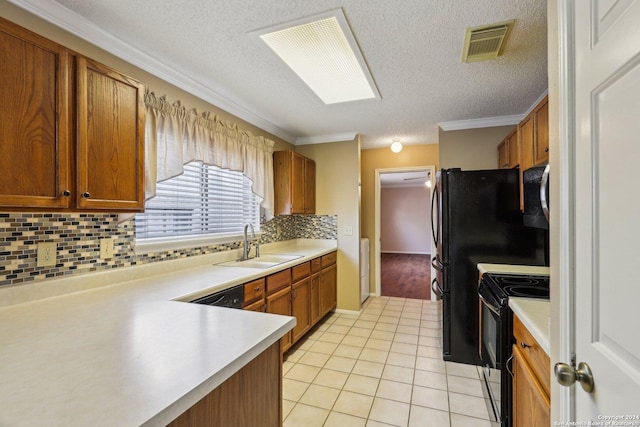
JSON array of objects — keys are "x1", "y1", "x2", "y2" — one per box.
[
  {"x1": 497, "y1": 139, "x2": 509, "y2": 169},
  {"x1": 291, "y1": 152, "x2": 305, "y2": 214},
  {"x1": 512, "y1": 345, "x2": 550, "y2": 427},
  {"x1": 266, "y1": 286, "x2": 292, "y2": 351},
  {"x1": 320, "y1": 263, "x2": 337, "y2": 316},
  {"x1": 507, "y1": 128, "x2": 519, "y2": 168},
  {"x1": 291, "y1": 277, "x2": 311, "y2": 343},
  {"x1": 310, "y1": 273, "x2": 321, "y2": 324},
  {"x1": 0, "y1": 18, "x2": 72, "y2": 208},
  {"x1": 76, "y1": 57, "x2": 145, "y2": 211},
  {"x1": 244, "y1": 299, "x2": 266, "y2": 312},
  {"x1": 304, "y1": 158, "x2": 316, "y2": 213},
  {"x1": 533, "y1": 97, "x2": 549, "y2": 165}
]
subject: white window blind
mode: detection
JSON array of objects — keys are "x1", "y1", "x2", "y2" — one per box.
[{"x1": 136, "y1": 161, "x2": 261, "y2": 240}]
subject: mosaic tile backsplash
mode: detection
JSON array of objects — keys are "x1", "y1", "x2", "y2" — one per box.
[{"x1": 0, "y1": 213, "x2": 337, "y2": 287}]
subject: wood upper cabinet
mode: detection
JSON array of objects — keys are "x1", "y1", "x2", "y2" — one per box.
[
  {"x1": 76, "y1": 57, "x2": 145, "y2": 211},
  {"x1": 497, "y1": 139, "x2": 509, "y2": 169},
  {"x1": 273, "y1": 150, "x2": 316, "y2": 215},
  {"x1": 512, "y1": 314, "x2": 550, "y2": 427},
  {"x1": 0, "y1": 17, "x2": 72, "y2": 209},
  {"x1": 533, "y1": 96, "x2": 549, "y2": 165},
  {"x1": 497, "y1": 127, "x2": 518, "y2": 169},
  {"x1": 0, "y1": 17, "x2": 145, "y2": 212}
]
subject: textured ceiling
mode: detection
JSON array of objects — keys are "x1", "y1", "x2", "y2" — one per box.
[{"x1": 19, "y1": 0, "x2": 547, "y2": 149}]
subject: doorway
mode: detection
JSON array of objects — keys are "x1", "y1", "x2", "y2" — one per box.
[{"x1": 374, "y1": 166, "x2": 436, "y2": 301}]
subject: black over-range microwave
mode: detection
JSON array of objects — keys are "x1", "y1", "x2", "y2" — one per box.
[{"x1": 523, "y1": 165, "x2": 550, "y2": 229}]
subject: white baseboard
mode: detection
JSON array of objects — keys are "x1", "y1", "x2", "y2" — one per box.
[{"x1": 381, "y1": 251, "x2": 431, "y2": 255}]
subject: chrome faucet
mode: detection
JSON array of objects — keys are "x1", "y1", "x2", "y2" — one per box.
[{"x1": 241, "y1": 223, "x2": 259, "y2": 260}]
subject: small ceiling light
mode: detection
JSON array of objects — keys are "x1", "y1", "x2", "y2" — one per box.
[{"x1": 390, "y1": 140, "x2": 403, "y2": 153}]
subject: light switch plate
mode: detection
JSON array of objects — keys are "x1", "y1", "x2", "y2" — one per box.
[
  {"x1": 37, "y1": 242, "x2": 57, "y2": 267},
  {"x1": 100, "y1": 238, "x2": 114, "y2": 260},
  {"x1": 344, "y1": 226, "x2": 353, "y2": 236}
]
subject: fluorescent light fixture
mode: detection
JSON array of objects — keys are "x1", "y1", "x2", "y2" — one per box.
[{"x1": 251, "y1": 9, "x2": 380, "y2": 105}]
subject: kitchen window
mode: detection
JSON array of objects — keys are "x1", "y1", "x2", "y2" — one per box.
[{"x1": 135, "y1": 161, "x2": 261, "y2": 250}]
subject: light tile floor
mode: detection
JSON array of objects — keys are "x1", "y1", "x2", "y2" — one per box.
[{"x1": 282, "y1": 296, "x2": 493, "y2": 427}]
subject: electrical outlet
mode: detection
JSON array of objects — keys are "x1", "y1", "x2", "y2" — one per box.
[
  {"x1": 344, "y1": 226, "x2": 353, "y2": 236},
  {"x1": 100, "y1": 238, "x2": 114, "y2": 260},
  {"x1": 37, "y1": 242, "x2": 57, "y2": 267},
  {"x1": 276, "y1": 226, "x2": 282, "y2": 239}
]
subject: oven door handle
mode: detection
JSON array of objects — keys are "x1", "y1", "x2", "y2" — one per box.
[{"x1": 478, "y1": 282, "x2": 501, "y2": 316}]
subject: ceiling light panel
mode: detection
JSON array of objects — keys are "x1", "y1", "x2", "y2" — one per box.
[{"x1": 252, "y1": 9, "x2": 380, "y2": 105}]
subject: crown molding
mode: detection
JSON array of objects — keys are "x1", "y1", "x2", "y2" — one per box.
[
  {"x1": 438, "y1": 114, "x2": 524, "y2": 131},
  {"x1": 439, "y1": 89, "x2": 549, "y2": 132},
  {"x1": 295, "y1": 132, "x2": 358, "y2": 145},
  {"x1": 8, "y1": 0, "x2": 297, "y2": 143}
]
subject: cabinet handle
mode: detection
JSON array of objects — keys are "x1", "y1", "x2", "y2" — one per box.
[
  {"x1": 62, "y1": 190, "x2": 71, "y2": 197},
  {"x1": 502, "y1": 163, "x2": 509, "y2": 168},
  {"x1": 544, "y1": 147, "x2": 549, "y2": 152},
  {"x1": 82, "y1": 192, "x2": 91, "y2": 199},
  {"x1": 520, "y1": 341, "x2": 531, "y2": 349},
  {"x1": 254, "y1": 287, "x2": 260, "y2": 292}
]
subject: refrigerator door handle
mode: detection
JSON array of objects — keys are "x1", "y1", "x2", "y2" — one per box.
[
  {"x1": 431, "y1": 278, "x2": 444, "y2": 298},
  {"x1": 431, "y1": 256, "x2": 443, "y2": 272},
  {"x1": 430, "y1": 186, "x2": 439, "y2": 245},
  {"x1": 540, "y1": 164, "x2": 550, "y2": 222}
]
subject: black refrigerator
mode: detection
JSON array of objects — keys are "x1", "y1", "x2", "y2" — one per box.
[{"x1": 431, "y1": 168, "x2": 547, "y2": 365}]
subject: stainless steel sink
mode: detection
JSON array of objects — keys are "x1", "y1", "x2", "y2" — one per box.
[{"x1": 216, "y1": 254, "x2": 303, "y2": 269}]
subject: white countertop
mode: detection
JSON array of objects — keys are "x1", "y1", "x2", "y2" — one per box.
[
  {"x1": 0, "y1": 239, "x2": 336, "y2": 427},
  {"x1": 477, "y1": 263, "x2": 550, "y2": 276},
  {"x1": 509, "y1": 297, "x2": 551, "y2": 356}
]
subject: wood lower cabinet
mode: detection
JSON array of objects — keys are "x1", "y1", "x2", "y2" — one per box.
[
  {"x1": 168, "y1": 341, "x2": 281, "y2": 427},
  {"x1": 291, "y1": 276, "x2": 311, "y2": 342},
  {"x1": 241, "y1": 251, "x2": 337, "y2": 352},
  {"x1": 0, "y1": 17, "x2": 145, "y2": 212},
  {"x1": 512, "y1": 314, "x2": 550, "y2": 427},
  {"x1": 320, "y1": 254, "x2": 337, "y2": 316},
  {"x1": 266, "y1": 284, "x2": 293, "y2": 352}
]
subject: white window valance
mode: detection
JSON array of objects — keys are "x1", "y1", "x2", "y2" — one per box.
[{"x1": 143, "y1": 92, "x2": 275, "y2": 218}]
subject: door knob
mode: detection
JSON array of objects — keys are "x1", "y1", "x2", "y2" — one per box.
[{"x1": 554, "y1": 361, "x2": 594, "y2": 393}]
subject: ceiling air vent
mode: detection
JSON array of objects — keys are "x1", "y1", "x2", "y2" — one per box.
[{"x1": 462, "y1": 20, "x2": 514, "y2": 63}]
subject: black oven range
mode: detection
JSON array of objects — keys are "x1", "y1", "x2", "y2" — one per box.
[{"x1": 477, "y1": 273, "x2": 550, "y2": 427}]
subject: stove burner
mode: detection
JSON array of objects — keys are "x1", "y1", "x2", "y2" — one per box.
[
  {"x1": 482, "y1": 273, "x2": 550, "y2": 301},
  {"x1": 501, "y1": 284, "x2": 549, "y2": 298}
]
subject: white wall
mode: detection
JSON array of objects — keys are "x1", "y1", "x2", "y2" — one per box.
[{"x1": 380, "y1": 186, "x2": 431, "y2": 254}]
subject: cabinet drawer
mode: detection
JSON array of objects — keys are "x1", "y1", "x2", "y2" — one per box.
[
  {"x1": 321, "y1": 252, "x2": 337, "y2": 268},
  {"x1": 292, "y1": 262, "x2": 310, "y2": 282},
  {"x1": 310, "y1": 257, "x2": 322, "y2": 274},
  {"x1": 513, "y1": 314, "x2": 551, "y2": 396},
  {"x1": 243, "y1": 278, "x2": 265, "y2": 305},
  {"x1": 266, "y1": 269, "x2": 291, "y2": 294}
]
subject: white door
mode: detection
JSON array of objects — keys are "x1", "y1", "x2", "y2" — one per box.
[{"x1": 568, "y1": 0, "x2": 640, "y2": 418}]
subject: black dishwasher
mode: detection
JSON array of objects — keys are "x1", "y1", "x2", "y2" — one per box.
[{"x1": 191, "y1": 285, "x2": 244, "y2": 308}]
